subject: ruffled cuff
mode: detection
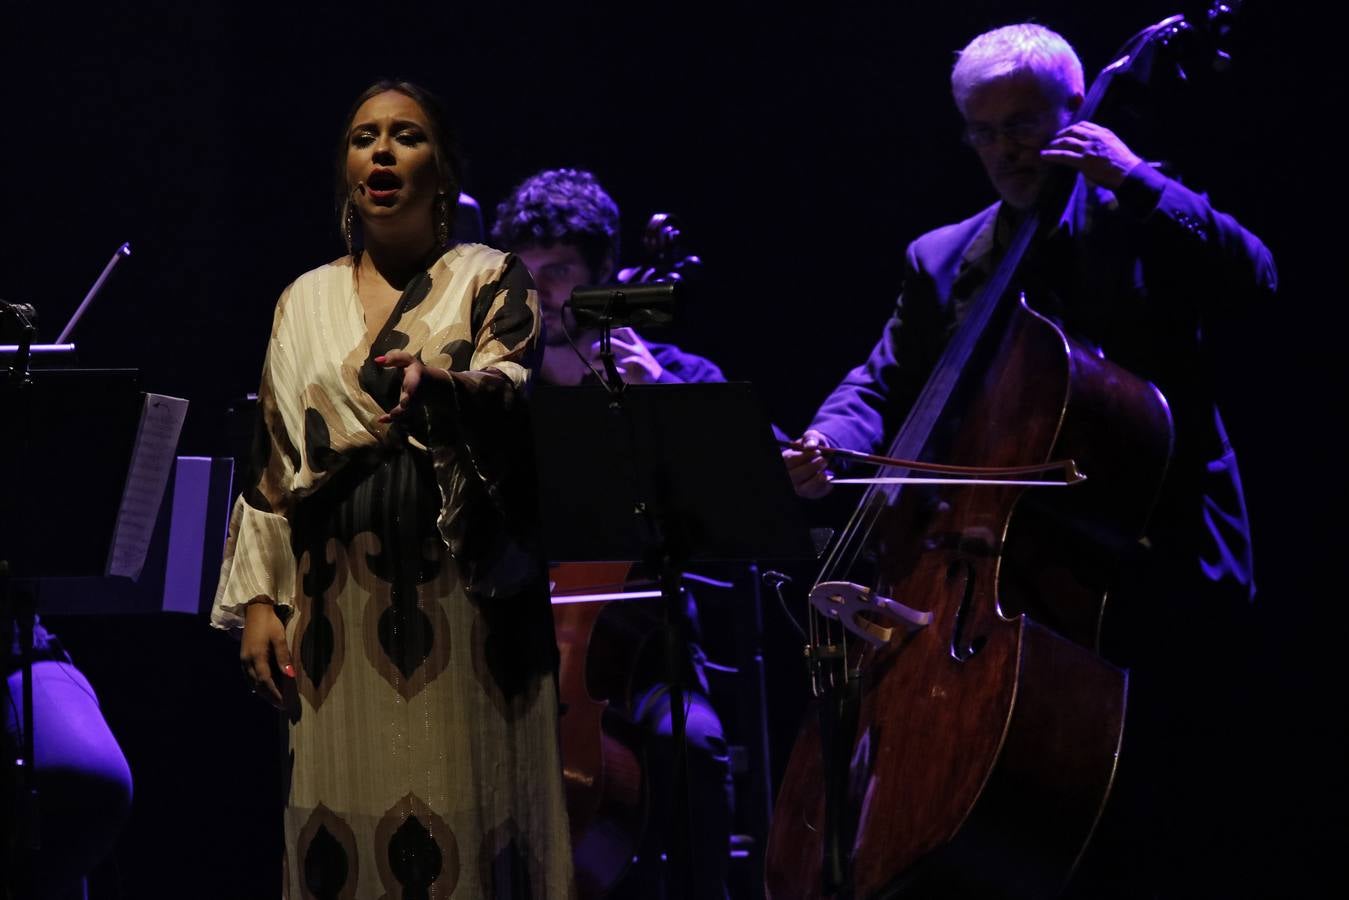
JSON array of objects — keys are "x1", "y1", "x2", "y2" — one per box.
[
  {"x1": 424, "y1": 369, "x2": 544, "y2": 600},
  {"x1": 210, "y1": 494, "x2": 296, "y2": 633}
]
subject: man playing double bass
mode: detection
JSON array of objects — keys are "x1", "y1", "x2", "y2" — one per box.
[{"x1": 783, "y1": 23, "x2": 1275, "y2": 898}]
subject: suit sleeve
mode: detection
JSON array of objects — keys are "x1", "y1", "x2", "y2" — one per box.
[
  {"x1": 1115, "y1": 162, "x2": 1277, "y2": 310},
  {"x1": 809, "y1": 242, "x2": 944, "y2": 457}
]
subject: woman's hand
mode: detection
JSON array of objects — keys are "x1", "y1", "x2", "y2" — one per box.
[
  {"x1": 375, "y1": 350, "x2": 453, "y2": 424},
  {"x1": 783, "y1": 429, "x2": 834, "y2": 498},
  {"x1": 241, "y1": 601, "x2": 293, "y2": 709}
]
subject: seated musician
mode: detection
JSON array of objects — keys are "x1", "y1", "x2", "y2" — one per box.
[
  {"x1": 493, "y1": 168, "x2": 724, "y2": 388},
  {"x1": 3, "y1": 616, "x2": 132, "y2": 899},
  {"x1": 782, "y1": 23, "x2": 1275, "y2": 898},
  {"x1": 492, "y1": 168, "x2": 733, "y2": 898}
]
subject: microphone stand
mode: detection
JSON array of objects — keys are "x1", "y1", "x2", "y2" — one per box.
[
  {"x1": 2, "y1": 244, "x2": 131, "y2": 888},
  {"x1": 1, "y1": 300, "x2": 40, "y2": 876},
  {"x1": 3, "y1": 301, "x2": 35, "y2": 387},
  {"x1": 592, "y1": 304, "x2": 695, "y2": 897},
  {"x1": 594, "y1": 309, "x2": 625, "y2": 399},
  {"x1": 566, "y1": 283, "x2": 698, "y2": 898}
]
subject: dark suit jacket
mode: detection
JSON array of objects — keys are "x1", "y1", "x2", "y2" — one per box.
[{"x1": 811, "y1": 164, "x2": 1277, "y2": 603}]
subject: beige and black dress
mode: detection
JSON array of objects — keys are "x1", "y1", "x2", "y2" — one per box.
[{"x1": 212, "y1": 243, "x2": 573, "y2": 899}]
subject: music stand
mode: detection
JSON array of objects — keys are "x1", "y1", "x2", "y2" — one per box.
[
  {"x1": 532, "y1": 382, "x2": 813, "y2": 899},
  {"x1": 0, "y1": 368, "x2": 152, "y2": 868}
]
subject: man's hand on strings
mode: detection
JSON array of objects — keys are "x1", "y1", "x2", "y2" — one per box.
[
  {"x1": 591, "y1": 326, "x2": 664, "y2": 384},
  {"x1": 376, "y1": 350, "x2": 453, "y2": 424},
  {"x1": 1041, "y1": 121, "x2": 1143, "y2": 189},
  {"x1": 783, "y1": 429, "x2": 833, "y2": 498}
]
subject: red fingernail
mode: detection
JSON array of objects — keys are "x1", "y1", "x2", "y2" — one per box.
[
  {"x1": 374, "y1": 355, "x2": 387, "y2": 364},
  {"x1": 283, "y1": 664, "x2": 296, "y2": 678}
]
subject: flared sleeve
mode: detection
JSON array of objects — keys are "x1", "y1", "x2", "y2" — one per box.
[{"x1": 210, "y1": 287, "x2": 304, "y2": 632}]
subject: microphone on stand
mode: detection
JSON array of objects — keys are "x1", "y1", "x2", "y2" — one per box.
[
  {"x1": 2, "y1": 242, "x2": 132, "y2": 357},
  {"x1": 2, "y1": 301, "x2": 39, "y2": 382},
  {"x1": 0, "y1": 299, "x2": 38, "y2": 330}
]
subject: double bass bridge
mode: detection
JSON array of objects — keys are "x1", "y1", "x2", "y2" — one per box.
[{"x1": 809, "y1": 581, "x2": 934, "y2": 648}]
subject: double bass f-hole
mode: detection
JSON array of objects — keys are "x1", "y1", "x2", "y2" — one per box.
[{"x1": 947, "y1": 558, "x2": 985, "y2": 661}]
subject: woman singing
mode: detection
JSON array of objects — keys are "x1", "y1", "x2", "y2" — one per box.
[{"x1": 211, "y1": 80, "x2": 572, "y2": 898}]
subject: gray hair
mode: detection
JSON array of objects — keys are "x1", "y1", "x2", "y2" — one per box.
[{"x1": 951, "y1": 24, "x2": 1084, "y2": 114}]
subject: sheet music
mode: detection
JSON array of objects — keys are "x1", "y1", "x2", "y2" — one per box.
[{"x1": 107, "y1": 393, "x2": 188, "y2": 579}]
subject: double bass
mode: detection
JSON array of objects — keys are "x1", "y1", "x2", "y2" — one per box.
[{"x1": 766, "y1": 9, "x2": 1240, "y2": 898}]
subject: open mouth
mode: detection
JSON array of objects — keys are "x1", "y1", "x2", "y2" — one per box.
[{"x1": 366, "y1": 169, "x2": 403, "y2": 203}]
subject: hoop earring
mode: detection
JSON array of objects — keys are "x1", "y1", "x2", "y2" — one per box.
[
  {"x1": 435, "y1": 192, "x2": 451, "y2": 248},
  {"x1": 342, "y1": 198, "x2": 356, "y2": 257}
]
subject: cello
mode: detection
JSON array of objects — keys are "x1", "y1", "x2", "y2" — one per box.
[
  {"x1": 552, "y1": 562, "x2": 660, "y2": 899},
  {"x1": 765, "y1": 8, "x2": 1240, "y2": 898}
]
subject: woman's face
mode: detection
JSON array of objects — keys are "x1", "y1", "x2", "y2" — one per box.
[{"x1": 344, "y1": 90, "x2": 442, "y2": 236}]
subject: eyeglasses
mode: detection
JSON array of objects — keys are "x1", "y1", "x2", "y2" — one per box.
[{"x1": 962, "y1": 111, "x2": 1058, "y2": 148}]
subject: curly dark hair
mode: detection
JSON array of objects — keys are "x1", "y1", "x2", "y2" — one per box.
[
  {"x1": 490, "y1": 169, "x2": 619, "y2": 279},
  {"x1": 334, "y1": 79, "x2": 463, "y2": 250}
]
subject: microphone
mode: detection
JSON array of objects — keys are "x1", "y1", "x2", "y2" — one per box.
[
  {"x1": 567, "y1": 282, "x2": 680, "y2": 329},
  {"x1": 0, "y1": 300, "x2": 37, "y2": 324},
  {"x1": 1, "y1": 301, "x2": 38, "y2": 343}
]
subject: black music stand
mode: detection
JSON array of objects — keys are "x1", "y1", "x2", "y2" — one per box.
[
  {"x1": 532, "y1": 382, "x2": 813, "y2": 899},
  {"x1": 0, "y1": 368, "x2": 146, "y2": 872}
]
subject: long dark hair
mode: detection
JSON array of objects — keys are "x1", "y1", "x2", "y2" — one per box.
[{"x1": 334, "y1": 79, "x2": 464, "y2": 252}]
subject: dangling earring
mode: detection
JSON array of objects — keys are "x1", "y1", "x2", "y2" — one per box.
[
  {"x1": 435, "y1": 192, "x2": 451, "y2": 247},
  {"x1": 342, "y1": 197, "x2": 356, "y2": 257}
]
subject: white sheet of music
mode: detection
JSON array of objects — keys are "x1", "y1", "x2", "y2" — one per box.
[{"x1": 107, "y1": 393, "x2": 188, "y2": 579}]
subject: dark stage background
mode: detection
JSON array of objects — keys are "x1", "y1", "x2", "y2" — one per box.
[{"x1": 3, "y1": 1, "x2": 1342, "y2": 897}]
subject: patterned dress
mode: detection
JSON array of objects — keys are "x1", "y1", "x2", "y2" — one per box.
[{"x1": 212, "y1": 243, "x2": 574, "y2": 899}]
